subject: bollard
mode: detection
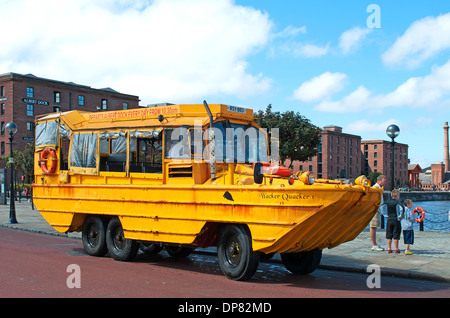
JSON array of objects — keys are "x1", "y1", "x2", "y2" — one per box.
[{"x1": 419, "y1": 219, "x2": 424, "y2": 231}]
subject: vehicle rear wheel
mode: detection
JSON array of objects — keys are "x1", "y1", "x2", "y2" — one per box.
[
  {"x1": 281, "y1": 249, "x2": 322, "y2": 275},
  {"x1": 106, "y1": 217, "x2": 139, "y2": 262},
  {"x1": 82, "y1": 215, "x2": 108, "y2": 257},
  {"x1": 217, "y1": 224, "x2": 259, "y2": 281}
]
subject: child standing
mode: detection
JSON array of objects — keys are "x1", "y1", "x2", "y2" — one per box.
[
  {"x1": 401, "y1": 199, "x2": 415, "y2": 255},
  {"x1": 380, "y1": 189, "x2": 403, "y2": 253}
]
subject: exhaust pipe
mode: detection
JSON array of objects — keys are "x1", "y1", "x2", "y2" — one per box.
[{"x1": 203, "y1": 100, "x2": 216, "y2": 181}]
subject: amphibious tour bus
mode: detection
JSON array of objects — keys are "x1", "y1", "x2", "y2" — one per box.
[{"x1": 33, "y1": 102, "x2": 382, "y2": 281}]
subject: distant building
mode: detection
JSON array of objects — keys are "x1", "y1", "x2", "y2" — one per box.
[
  {"x1": 408, "y1": 163, "x2": 422, "y2": 188},
  {"x1": 0, "y1": 72, "x2": 140, "y2": 167},
  {"x1": 287, "y1": 126, "x2": 362, "y2": 181},
  {"x1": 420, "y1": 162, "x2": 450, "y2": 190}
]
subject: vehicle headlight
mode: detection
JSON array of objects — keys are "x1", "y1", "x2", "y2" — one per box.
[
  {"x1": 355, "y1": 175, "x2": 371, "y2": 187},
  {"x1": 300, "y1": 171, "x2": 315, "y2": 185}
]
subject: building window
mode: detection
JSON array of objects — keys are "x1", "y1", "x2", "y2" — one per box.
[
  {"x1": 27, "y1": 87, "x2": 34, "y2": 98},
  {"x1": 374, "y1": 160, "x2": 378, "y2": 167},
  {"x1": 1, "y1": 104, "x2": 4, "y2": 116},
  {"x1": 53, "y1": 106, "x2": 61, "y2": 112},
  {"x1": 27, "y1": 122, "x2": 34, "y2": 131},
  {"x1": 54, "y1": 92, "x2": 61, "y2": 104},
  {"x1": 27, "y1": 104, "x2": 34, "y2": 117},
  {"x1": 79, "y1": 95, "x2": 85, "y2": 106},
  {"x1": 1, "y1": 142, "x2": 4, "y2": 155},
  {"x1": 101, "y1": 99, "x2": 107, "y2": 111},
  {"x1": 374, "y1": 152, "x2": 377, "y2": 158},
  {"x1": 1, "y1": 122, "x2": 4, "y2": 135},
  {"x1": 123, "y1": 102, "x2": 128, "y2": 110},
  {"x1": 0, "y1": 86, "x2": 4, "y2": 96}
]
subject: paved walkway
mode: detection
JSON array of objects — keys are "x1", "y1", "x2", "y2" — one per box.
[{"x1": 1, "y1": 200, "x2": 450, "y2": 283}]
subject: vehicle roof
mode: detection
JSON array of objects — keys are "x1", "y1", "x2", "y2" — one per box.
[{"x1": 35, "y1": 104, "x2": 255, "y2": 131}]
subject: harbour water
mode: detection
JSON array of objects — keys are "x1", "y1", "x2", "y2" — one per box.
[{"x1": 411, "y1": 200, "x2": 450, "y2": 232}]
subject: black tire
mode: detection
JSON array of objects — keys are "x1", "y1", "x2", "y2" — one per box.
[
  {"x1": 165, "y1": 245, "x2": 194, "y2": 257},
  {"x1": 82, "y1": 215, "x2": 108, "y2": 257},
  {"x1": 281, "y1": 249, "x2": 322, "y2": 275},
  {"x1": 140, "y1": 242, "x2": 163, "y2": 254},
  {"x1": 106, "y1": 217, "x2": 139, "y2": 262},
  {"x1": 260, "y1": 252, "x2": 275, "y2": 260},
  {"x1": 217, "y1": 224, "x2": 259, "y2": 281}
]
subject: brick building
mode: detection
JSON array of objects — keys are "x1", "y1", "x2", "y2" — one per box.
[
  {"x1": 0, "y1": 72, "x2": 140, "y2": 167},
  {"x1": 361, "y1": 139, "x2": 409, "y2": 190},
  {"x1": 288, "y1": 126, "x2": 362, "y2": 180}
]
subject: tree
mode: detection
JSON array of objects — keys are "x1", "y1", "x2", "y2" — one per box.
[
  {"x1": 1, "y1": 144, "x2": 35, "y2": 183},
  {"x1": 255, "y1": 105, "x2": 322, "y2": 165},
  {"x1": 368, "y1": 172, "x2": 382, "y2": 186}
]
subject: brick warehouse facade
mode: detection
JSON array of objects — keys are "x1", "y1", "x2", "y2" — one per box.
[
  {"x1": 0, "y1": 73, "x2": 140, "y2": 168},
  {"x1": 361, "y1": 139, "x2": 409, "y2": 190},
  {"x1": 287, "y1": 126, "x2": 363, "y2": 181}
]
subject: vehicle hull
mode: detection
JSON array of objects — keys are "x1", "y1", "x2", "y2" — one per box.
[{"x1": 33, "y1": 179, "x2": 381, "y2": 253}]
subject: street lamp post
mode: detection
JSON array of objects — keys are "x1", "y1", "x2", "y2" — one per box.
[
  {"x1": 386, "y1": 124, "x2": 400, "y2": 190},
  {"x1": 6, "y1": 122, "x2": 18, "y2": 224}
]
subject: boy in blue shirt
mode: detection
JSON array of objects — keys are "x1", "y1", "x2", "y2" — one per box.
[{"x1": 401, "y1": 199, "x2": 415, "y2": 255}]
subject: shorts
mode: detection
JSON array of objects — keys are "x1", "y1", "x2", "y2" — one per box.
[
  {"x1": 403, "y1": 230, "x2": 414, "y2": 245},
  {"x1": 370, "y1": 212, "x2": 380, "y2": 227},
  {"x1": 386, "y1": 219, "x2": 401, "y2": 240}
]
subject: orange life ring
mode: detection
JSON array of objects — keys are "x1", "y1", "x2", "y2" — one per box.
[
  {"x1": 413, "y1": 206, "x2": 425, "y2": 223},
  {"x1": 23, "y1": 187, "x2": 28, "y2": 195},
  {"x1": 39, "y1": 148, "x2": 57, "y2": 175}
]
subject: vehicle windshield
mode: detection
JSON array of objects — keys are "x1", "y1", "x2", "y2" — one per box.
[
  {"x1": 164, "y1": 122, "x2": 269, "y2": 163},
  {"x1": 213, "y1": 122, "x2": 268, "y2": 163}
]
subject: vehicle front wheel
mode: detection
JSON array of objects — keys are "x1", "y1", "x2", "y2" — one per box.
[
  {"x1": 281, "y1": 249, "x2": 322, "y2": 275},
  {"x1": 106, "y1": 217, "x2": 139, "y2": 262},
  {"x1": 217, "y1": 224, "x2": 259, "y2": 281}
]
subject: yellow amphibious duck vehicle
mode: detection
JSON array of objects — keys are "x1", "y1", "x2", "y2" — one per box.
[{"x1": 33, "y1": 102, "x2": 382, "y2": 281}]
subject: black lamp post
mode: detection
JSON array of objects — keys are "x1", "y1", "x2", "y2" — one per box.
[
  {"x1": 6, "y1": 122, "x2": 17, "y2": 224},
  {"x1": 386, "y1": 124, "x2": 400, "y2": 190}
]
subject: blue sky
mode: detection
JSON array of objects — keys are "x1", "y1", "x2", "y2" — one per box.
[{"x1": 1, "y1": 0, "x2": 449, "y2": 168}]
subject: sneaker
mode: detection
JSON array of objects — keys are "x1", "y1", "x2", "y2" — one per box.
[
  {"x1": 395, "y1": 249, "x2": 400, "y2": 253},
  {"x1": 387, "y1": 249, "x2": 393, "y2": 253},
  {"x1": 371, "y1": 245, "x2": 384, "y2": 252},
  {"x1": 405, "y1": 250, "x2": 413, "y2": 255}
]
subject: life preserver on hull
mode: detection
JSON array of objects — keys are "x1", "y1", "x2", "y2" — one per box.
[
  {"x1": 39, "y1": 148, "x2": 57, "y2": 175},
  {"x1": 413, "y1": 206, "x2": 425, "y2": 223}
]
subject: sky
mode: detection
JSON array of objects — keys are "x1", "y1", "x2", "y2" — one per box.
[{"x1": 1, "y1": 0, "x2": 450, "y2": 168}]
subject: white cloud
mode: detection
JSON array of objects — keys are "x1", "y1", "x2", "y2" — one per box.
[
  {"x1": 338, "y1": 26, "x2": 372, "y2": 55},
  {"x1": 0, "y1": 0, "x2": 273, "y2": 103},
  {"x1": 313, "y1": 59, "x2": 450, "y2": 113},
  {"x1": 273, "y1": 25, "x2": 307, "y2": 38},
  {"x1": 344, "y1": 119, "x2": 399, "y2": 135},
  {"x1": 314, "y1": 85, "x2": 371, "y2": 112},
  {"x1": 291, "y1": 72, "x2": 347, "y2": 102},
  {"x1": 382, "y1": 13, "x2": 450, "y2": 68}
]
